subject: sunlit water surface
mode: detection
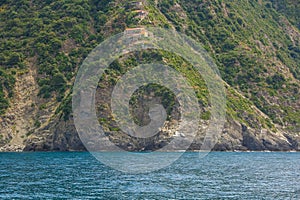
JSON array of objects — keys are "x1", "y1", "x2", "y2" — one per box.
[{"x1": 0, "y1": 152, "x2": 299, "y2": 199}]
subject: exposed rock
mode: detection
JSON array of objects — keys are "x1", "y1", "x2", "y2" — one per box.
[
  {"x1": 0, "y1": 66, "x2": 39, "y2": 151},
  {"x1": 23, "y1": 114, "x2": 300, "y2": 152},
  {"x1": 24, "y1": 116, "x2": 85, "y2": 152},
  {"x1": 1, "y1": 0, "x2": 299, "y2": 153}
]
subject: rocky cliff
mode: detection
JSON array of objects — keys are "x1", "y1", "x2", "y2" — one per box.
[{"x1": 0, "y1": 0, "x2": 299, "y2": 152}]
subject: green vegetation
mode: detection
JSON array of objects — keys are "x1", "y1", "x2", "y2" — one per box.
[
  {"x1": 267, "y1": 0, "x2": 300, "y2": 29},
  {"x1": 0, "y1": 0, "x2": 299, "y2": 135},
  {"x1": 158, "y1": 0, "x2": 299, "y2": 131},
  {"x1": 0, "y1": 69, "x2": 15, "y2": 114}
]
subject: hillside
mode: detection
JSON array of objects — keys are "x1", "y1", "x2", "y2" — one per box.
[{"x1": 0, "y1": 0, "x2": 299, "y2": 152}]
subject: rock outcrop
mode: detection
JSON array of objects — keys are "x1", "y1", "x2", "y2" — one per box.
[{"x1": 0, "y1": 0, "x2": 299, "y2": 152}]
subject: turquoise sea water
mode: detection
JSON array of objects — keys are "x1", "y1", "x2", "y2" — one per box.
[{"x1": 0, "y1": 152, "x2": 299, "y2": 199}]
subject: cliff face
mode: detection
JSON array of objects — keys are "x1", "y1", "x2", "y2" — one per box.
[{"x1": 0, "y1": 0, "x2": 299, "y2": 152}]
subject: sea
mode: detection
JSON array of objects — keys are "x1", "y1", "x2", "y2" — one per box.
[{"x1": 0, "y1": 152, "x2": 299, "y2": 199}]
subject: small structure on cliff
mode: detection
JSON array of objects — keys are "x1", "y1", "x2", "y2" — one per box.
[
  {"x1": 124, "y1": 27, "x2": 149, "y2": 37},
  {"x1": 133, "y1": 10, "x2": 148, "y2": 19}
]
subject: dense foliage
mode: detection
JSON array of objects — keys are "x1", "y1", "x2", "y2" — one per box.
[
  {"x1": 158, "y1": 0, "x2": 299, "y2": 131},
  {"x1": 0, "y1": 0, "x2": 299, "y2": 134}
]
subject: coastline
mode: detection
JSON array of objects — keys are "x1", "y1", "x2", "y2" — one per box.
[{"x1": 0, "y1": 149, "x2": 299, "y2": 153}]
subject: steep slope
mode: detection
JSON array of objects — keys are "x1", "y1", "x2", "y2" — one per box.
[
  {"x1": 267, "y1": 0, "x2": 300, "y2": 29},
  {"x1": 0, "y1": 0, "x2": 299, "y2": 151},
  {"x1": 159, "y1": 0, "x2": 300, "y2": 130}
]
